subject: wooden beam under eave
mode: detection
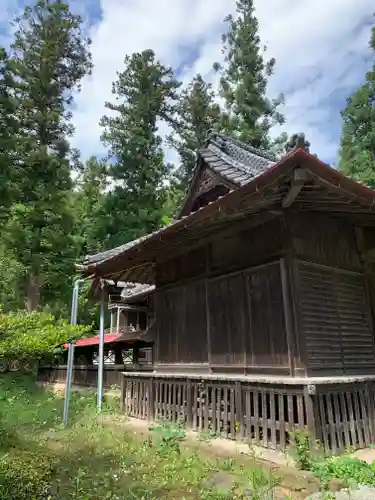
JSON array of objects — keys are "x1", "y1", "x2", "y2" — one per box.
[{"x1": 282, "y1": 167, "x2": 308, "y2": 208}]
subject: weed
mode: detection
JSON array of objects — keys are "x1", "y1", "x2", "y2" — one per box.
[
  {"x1": 148, "y1": 420, "x2": 186, "y2": 455},
  {"x1": 241, "y1": 461, "x2": 280, "y2": 500},
  {"x1": 312, "y1": 454, "x2": 375, "y2": 491},
  {"x1": 0, "y1": 374, "x2": 285, "y2": 499},
  {"x1": 199, "y1": 429, "x2": 219, "y2": 441},
  {"x1": 289, "y1": 429, "x2": 324, "y2": 470},
  {"x1": 222, "y1": 458, "x2": 235, "y2": 471}
]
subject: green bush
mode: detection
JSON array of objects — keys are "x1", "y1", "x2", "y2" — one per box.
[
  {"x1": 0, "y1": 309, "x2": 91, "y2": 363},
  {"x1": 0, "y1": 450, "x2": 55, "y2": 500},
  {"x1": 289, "y1": 429, "x2": 315, "y2": 470},
  {"x1": 149, "y1": 421, "x2": 186, "y2": 456},
  {"x1": 312, "y1": 455, "x2": 375, "y2": 490}
]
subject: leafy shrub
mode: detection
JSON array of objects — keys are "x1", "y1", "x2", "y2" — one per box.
[
  {"x1": 199, "y1": 429, "x2": 219, "y2": 441},
  {"x1": 0, "y1": 309, "x2": 91, "y2": 363},
  {"x1": 289, "y1": 429, "x2": 314, "y2": 470},
  {"x1": 242, "y1": 463, "x2": 280, "y2": 500},
  {"x1": 0, "y1": 450, "x2": 55, "y2": 500},
  {"x1": 311, "y1": 455, "x2": 375, "y2": 490},
  {"x1": 149, "y1": 421, "x2": 186, "y2": 456}
]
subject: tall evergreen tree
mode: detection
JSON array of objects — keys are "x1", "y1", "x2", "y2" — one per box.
[
  {"x1": 74, "y1": 155, "x2": 108, "y2": 256},
  {"x1": 0, "y1": 48, "x2": 18, "y2": 225},
  {"x1": 215, "y1": 0, "x2": 285, "y2": 150},
  {"x1": 168, "y1": 74, "x2": 221, "y2": 190},
  {"x1": 100, "y1": 49, "x2": 180, "y2": 248},
  {"x1": 339, "y1": 21, "x2": 375, "y2": 187},
  {"x1": 3, "y1": 0, "x2": 92, "y2": 311}
]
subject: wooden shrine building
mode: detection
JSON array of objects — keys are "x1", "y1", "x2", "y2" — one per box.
[
  {"x1": 37, "y1": 281, "x2": 155, "y2": 387},
  {"x1": 78, "y1": 132, "x2": 375, "y2": 452}
]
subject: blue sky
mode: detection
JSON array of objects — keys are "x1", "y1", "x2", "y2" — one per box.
[{"x1": 1, "y1": 0, "x2": 374, "y2": 166}]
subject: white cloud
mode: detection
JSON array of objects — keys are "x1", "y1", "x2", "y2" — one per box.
[
  {"x1": 70, "y1": 0, "x2": 232, "y2": 161},
  {"x1": 1, "y1": 0, "x2": 374, "y2": 164}
]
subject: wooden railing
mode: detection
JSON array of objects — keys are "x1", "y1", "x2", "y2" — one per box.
[
  {"x1": 37, "y1": 363, "x2": 153, "y2": 388},
  {"x1": 314, "y1": 383, "x2": 375, "y2": 453},
  {"x1": 121, "y1": 374, "x2": 375, "y2": 452}
]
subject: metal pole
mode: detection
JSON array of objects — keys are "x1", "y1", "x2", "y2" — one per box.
[
  {"x1": 97, "y1": 282, "x2": 105, "y2": 410},
  {"x1": 63, "y1": 279, "x2": 84, "y2": 426}
]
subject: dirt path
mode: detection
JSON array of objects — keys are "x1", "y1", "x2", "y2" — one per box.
[
  {"x1": 38, "y1": 381, "x2": 321, "y2": 498},
  {"x1": 99, "y1": 414, "x2": 321, "y2": 499}
]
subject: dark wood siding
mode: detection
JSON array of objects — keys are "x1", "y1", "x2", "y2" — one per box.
[
  {"x1": 156, "y1": 246, "x2": 206, "y2": 287},
  {"x1": 246, "y1": 263, "x2": 289, "y2": 368},
  {"x1": 209, "y1": 218, "x2": 283, "y2": 276},
  {"x1": 207, "y1": 262, "x2": 290, "y2": 372},
  {"x1": 155, "y1": 280, "x2": 208, "y2": 364},
  {"x1": 297, "y1": 261, "x2": 375, "y2": 375},
  {"x1": 208, "y1": 273, "x2": 248, "y2": 366},
  {"x1": 288, "y1": 211, "x2": 361, "y2": 271}
]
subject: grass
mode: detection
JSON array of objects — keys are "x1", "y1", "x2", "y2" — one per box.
[{"x1": 0, "y1": 374, "x2": 289, "y2": 499}]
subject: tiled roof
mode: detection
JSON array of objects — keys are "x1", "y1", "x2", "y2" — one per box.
[
  {"x1": 79, "y1": 133, "x2": 276, "y2": 269},
  {"x1": 198, "y1": 132, "x2": 275, "y2": 187},
  {"x1": 80, "y1": 229, "x2": 163, "y2": 268},
  {"x1": 120, "y1": 283, "x2": 155, "y2": 300}
]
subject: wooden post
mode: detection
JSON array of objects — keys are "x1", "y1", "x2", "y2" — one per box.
[
  {"x1": 116, "y1": 306, "x2": 121, "y2": 333},
  {"x1": 110, "y1": 310, "x2": 114, "y2": 334},
  {"x1": 186, "y1": 381, "x2": 193, "y2": 428},
  {"x1": 205, "y1": 244, "x2": 212, "y2": 372},
  {"x1": 133, "y1": 345, "x2": 140, "y2": 365},
  {"x1": 235, "y1": 381, "x2": 244, "y2": 439},
  {"x1": 280, "y1": 258, "x2": 295, "y2": 377},
  {"x1": 304, "y1": 385, "x2": 317, "y2": 443},
  {"x1": 120, "y1": 374, "x2": 125, "y2": 413},
  {"x1": 366, "y1": 381, "x2": 375, "y2": 442},
  {"x1": 205, "y1": 279, "x2": 212, "y2": 372},
  {"x1": 148, "y1": 378, "x2": 154, "y2": 421}
]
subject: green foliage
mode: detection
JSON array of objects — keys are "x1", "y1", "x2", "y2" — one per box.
[
  {"x1": 149, "y1": 420, "x2": 186, "y2": 456},
  {"x1": 0, "y1": 310, "x2": 90, "y2": 362},
  {"x1": 1, "y1": 0, "x2": 92, "y2": 311},
  {"x1": 339, "y1": 20, "x2": 375, "y2": 186},
  {"x1": 0, "y1": 49, "x2": 19, "y2": 226},
  {"x1": 289, "y1": 429, "x2": 315, "y2": 470},
  {"x1": 0, "y1": 245, "x2": 25, "y2": 311},
  {"x1": 100, "y1": 49, "x2": 180, "y2": 249},
  {"x1": 215, "y1": 0, "x2": 285, "y2": 150},
  {"x1": 199, "y1": 429, "x2": 220, "y2": 441},
  {"x1": 0, "y1": 450, "x2": 55, "y2": 500},
  {"x1": 0, "y1": 374, "x2": 311, "y2": 499},
  {"x1": 241, "y1": 463, "x2": 280, "y2": 500},
  {"x1": 312, "y1": 455, "x2": 375, "y2": 491},
  {"x1": 73, "y1": 155, "x2": 109, "y2": 256},
  {"x1": 168, "y1": 74, "x2": 221, "y2": 192},
  {"x1": 289, "y1": 428, "x2": 375, "y2": 492}
]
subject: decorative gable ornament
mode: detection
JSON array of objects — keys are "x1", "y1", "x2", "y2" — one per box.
[{"x1": 285, "y1": 132, "x2": 311, "y2": 154}]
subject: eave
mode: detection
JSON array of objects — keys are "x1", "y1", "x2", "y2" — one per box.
[{"x1": 78, "y1": 149, "x2": 375, "y2": 284}]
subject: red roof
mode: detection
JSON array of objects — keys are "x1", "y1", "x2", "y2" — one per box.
[{"x1": 64, "y1": 334, "x2": 121, "y2": 348}]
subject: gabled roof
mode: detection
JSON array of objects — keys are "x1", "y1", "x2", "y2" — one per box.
[
  {"x1": 120, "y1": 283, "x2": 155, "y2": 301},
  {"x1": 79, "y1": 132, "x2": 276, "y2": 270},
  {"x1": 88, "y1": 277, "x2": 154, "y2": 302},
  {"x1": 78, "y1": 145, "x2": 375, "y2": 284},
  {"x1": 199, "y1": 131, "x2": 275, "y2": 187},
  {"x1": 178, "y1": 132, "x2": 276, "y2": 218}
]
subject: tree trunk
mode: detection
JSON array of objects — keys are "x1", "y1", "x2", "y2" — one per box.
[{"x1": 25, "y1": 272, "x2": 41, "y2": 311}]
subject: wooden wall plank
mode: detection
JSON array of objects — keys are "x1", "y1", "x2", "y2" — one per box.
[
  {"x1": 155, "y1": 280, "x2": 208, "y2": 365},
  {"x1": 297, "y1": 261, "x2": 375, "y2": 375}
]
